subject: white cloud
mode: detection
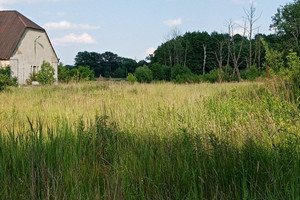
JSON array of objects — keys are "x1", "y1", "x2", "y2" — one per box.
[
  {"x1": 146, "y1": 47, "x2": 155, "y2": 56},
  {"x1": 43, "y1": 21, "x2": 100, "y2": 30},
  {"x1": 232, "y1": 20, "x2": 247, "y2": 35},
  {"x1": 164, "y1": 18, "x2": 182, "y2": 27},
  {"x1": 232, "y1": 0, "x2": 244, "y2": 4},
  {"x1": 249, "y1": 0, "x2": 257, "y2": 6},
  {"x1": 52, "y1": 33, "x2": 96, "y2": 46}
]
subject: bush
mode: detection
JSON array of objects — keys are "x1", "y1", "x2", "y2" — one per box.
[
  {"x1": 174, "y1": 73, "x2": 201, "y2": 83},
  {"x1": 113, "y1": 67, "x2": 126, "y2": 78},
  {"x1": 150, "y1": 63, "x2": 171, "y2": 81},
  {"x1": 134, "y1": 66, "x2": 153, "y2": 83},
  {"x1": 70, "y1": 66, "x2": 95, "y2": 82},
  {"x1": 37, "y1": 61, "x2": 56, "y2": 85},
  {"x1": 0, "y1": 66, "x2": 18, "y2": 90},
  {"x1": 126, "y1": 73, "x2": 137, "y2": 84},
  {"x1": 58, "y1": 63, "x2": 72, "y2": 83},
  {"x1": 171, "y1": 64, "x2": 192, "y2": 81},
  {"x1": 242, "y1": 66, "x2": 261, "y2": 81},
  {"x1": 200, "y1": 67, "x2": 237, "y2": 83}
]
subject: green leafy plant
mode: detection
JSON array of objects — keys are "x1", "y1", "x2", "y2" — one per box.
[
  {"x1": 126, "y1": 73, "x2": 137, "y2": 84},
  {"x1": 0, "y1": 66, "x2": 18, "y2": 90},
  {"x1": 134, "y1": 65, "x2": 153, "y2": 83},
  {"x1": 37, "y1": 61, "x2": 56, "y2": 85}
]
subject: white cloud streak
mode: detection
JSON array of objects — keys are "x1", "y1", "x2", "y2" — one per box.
[
  {"x1": 52, "y1": 33, "x2": 96, "y2": 46},
  {"x1": 43, "y1": 21, "x2": 100, "y2": 30},
  {"x1": 164, "y1": 18, "x2": 182, "y2": 27},
  {"x1": 146, "y1": 47, "x2": 155, "y2": 56},
  {"x1": 232, "y1": 0, "x2": 244, "y2": 4},
  {"x1": 232, "y1": 20, "x2": 247, "y2": 35}
]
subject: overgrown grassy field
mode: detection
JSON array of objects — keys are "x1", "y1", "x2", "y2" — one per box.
[{"x1": 0, "y1": 81, "x2": 299, "y2": 199}]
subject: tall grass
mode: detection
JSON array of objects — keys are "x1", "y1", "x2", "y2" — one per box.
[{"x1": 0, "y1": 81, "x2": 299, "y2": 199}]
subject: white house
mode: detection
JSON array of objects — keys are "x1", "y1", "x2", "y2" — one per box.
[{"x1": 0, "y1": 10, "x2": 59, "y2": 84}]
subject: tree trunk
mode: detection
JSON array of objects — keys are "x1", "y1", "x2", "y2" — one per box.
[{"x1": 203, "y1": 44, "x2": 207, "y2": 75}]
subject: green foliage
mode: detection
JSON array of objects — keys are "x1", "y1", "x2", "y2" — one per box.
[
  {"x1": 134, "y1": 65, "x2": 153, "y2": 83},
  {"x1": 58, "y1": 65, "x2": 95, "y2": 83},
  {"x1": 112, "y1": 67, "x2": 126, "y2": 78},
  {"x1": 75, "y1": 66, "x2": 95, "y2": 81},
  {"x1": 261, "y1": 38, "x2": 284, "y2": 74},
  {"x1": 171, "y1": 64, "x2": 192, "y2": 80},
  {"x1": 126, "y1": 73, "x2": 137, "y2": 84},
  {"x1": 0, "y1": 66, "x2": 18, "y2": 90},
  {"x1": 58, "y1": 63, "x2": 72, "y2": 83},
  {"x1": 37, "y1": 61, "x2": 56, "y2": 85},
  {"x1": 29, "y1": 72, "x2": 38, "y2": 83},
  {"x1": 149, "y1": 63, "x2": 171, "y2": 81},
  {"x1": 271, "y1": 0, "x2": 300, "y2": 54},
  {"x1": 75, "y1": 51, "x2": 140, "y2": 78},
  {"x1": 282, "y1": 50, "x2": 300, "y2": 105},
  {"x1": 200, "y1": 68, "x2": 235, "y2": 83},
  {"x1": 242, "y1": 66, "x2": 261, "y2": 81},
  {"x1": 281, "y1": 49, "x2": 300, "y2": 79}
]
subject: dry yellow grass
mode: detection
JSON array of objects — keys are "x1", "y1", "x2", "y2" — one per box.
[{"x1": 0, "y1": 81, "x2": 298, "y2": 145}]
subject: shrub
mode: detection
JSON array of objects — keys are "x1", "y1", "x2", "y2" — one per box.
[
  {"x1": 0, "y1": 66, "x2": 18, "y2": 90},
  {"x1": 70, "y1": 66, "x2": 95, "y2": 82},
  {"x1": 37, "y1": 61, "x2": 56, "y2": 85},
  {"x1": 134, "y1": 66, "x2": 153, "y2": 83},
  {"x1": 150, "y1": 63, "x2": 171, "y2": 81},
  {"x1": 174, "y1": 73, "x2": 200, "y2": 83},
  {"x1": 113, "y1": 67, "x2": 126, "y2": 78},
  {"x1": 126, "y1": 73, "x2": 137, "y2": 84},
  {"x1": 242, "y1": 66, "x2": 261, "y2": 81},
  {"x1": 58, "y1": 63, "x2": 72, "y2": 83},
  {"x1": 171, "y1": 64, "x2": 192, "y2": 81}
]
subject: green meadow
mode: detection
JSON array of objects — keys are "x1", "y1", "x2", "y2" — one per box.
[{"x1": 0, "y1": 81, "x2": 299, "y2": 199}]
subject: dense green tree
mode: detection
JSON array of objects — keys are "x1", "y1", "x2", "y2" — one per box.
[
  {"x1": 0, "y1": 66, "x2": 17, "y2": 90},
  {"x1": 37, "y1": 61, "x2": 56, "y2": 85},
  {"x1": 58, "y1": 63, "x2": 72, "y2": 83},
  {"x1": 271, "y1": 0, "x2": 300, "y2": 53},
  {"x1": 149, "y1": 63, "x2": 170, "y2": 81},
  {"x1": 75, "y1": 51, "x2": 139, "y2": 78},
  {"x1": 134, "y1": 66, "x2": 153, "y2": 83}
]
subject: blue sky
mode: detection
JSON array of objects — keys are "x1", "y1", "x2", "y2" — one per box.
[{"x1": 0, "y1": 0, "x2": 292, "y2": 65}]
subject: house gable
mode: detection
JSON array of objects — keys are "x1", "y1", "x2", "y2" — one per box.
[{"x1": 0, "y1": 10, "x2": 45, "y2": 60}]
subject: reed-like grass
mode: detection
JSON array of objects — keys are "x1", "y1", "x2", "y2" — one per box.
[{"x1": 0, "y1": 81, "x2": 299, "y2": 199}]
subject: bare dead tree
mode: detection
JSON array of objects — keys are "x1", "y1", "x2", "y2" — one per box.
[
  {"x1": 229, "y1": 21, "x2": 247, "y2": 82},
  {"x1": 215, "y1": 39, "x2": 225, "y2": 82},
  {"x1": 163, "y1": 34, "x2": 173, "y2": 67},
  {"x1": 225, "y1": 19, "x2": 233, "y2": 74},
  {"x1": 184, "y1": 40, "x2": 189, "y2": 67},
  {"x1": 244, "y1": 2, "x2": 261, "y2": 68},
  {"x1": 203, "y1": 44, "x2": 207, "y2": 75},
  {"x1": 171, "y1": 28, "x2": 183, "y2": 65}
]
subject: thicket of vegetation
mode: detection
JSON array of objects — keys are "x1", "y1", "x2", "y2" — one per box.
[
  {"x1": 57, "y1": 1, "x2": 299, "y2": 85},
  {"x1": 0, "y1": 81, "x2": 299, "y2": 199},
  {"x1": 0, "y1": 66, "x2": 17, "y2": 91},
  {"x1": 0, "y1": 1, "x2": 299, "y2": 199}
]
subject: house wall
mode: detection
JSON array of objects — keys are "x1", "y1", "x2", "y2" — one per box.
[
  {"x1": 9, "y1": 29, "x2": 58, "y2": 84},
  {"x1": 0, "y1": 60, "x2": 10, "y2": 67}
]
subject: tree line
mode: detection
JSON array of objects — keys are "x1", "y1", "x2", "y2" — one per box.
[
  {"x1": 1, "y1": 1, "x2": 298, "y2": 90},
  {"x1": 57, "y1": 1, "x2": 299, "y2": 85}
]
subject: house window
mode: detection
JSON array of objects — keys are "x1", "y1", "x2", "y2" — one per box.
[{"x1": 33, "y1": 66, "x2": 37, "y2": 73}]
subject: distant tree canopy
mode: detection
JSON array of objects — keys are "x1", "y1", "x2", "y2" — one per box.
[
  {"x1": 150, "y1": 31, "x2": 265, "y2": 75},
  {"x1": 74, "y1": 51, "x2": 144, "y2": 78},
  {"x1": 271, "y1": 0, "x2": 300, "y2": 54},
  {"x1": 57, "y1": 0, "x2": 299, "y2": 86}
]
